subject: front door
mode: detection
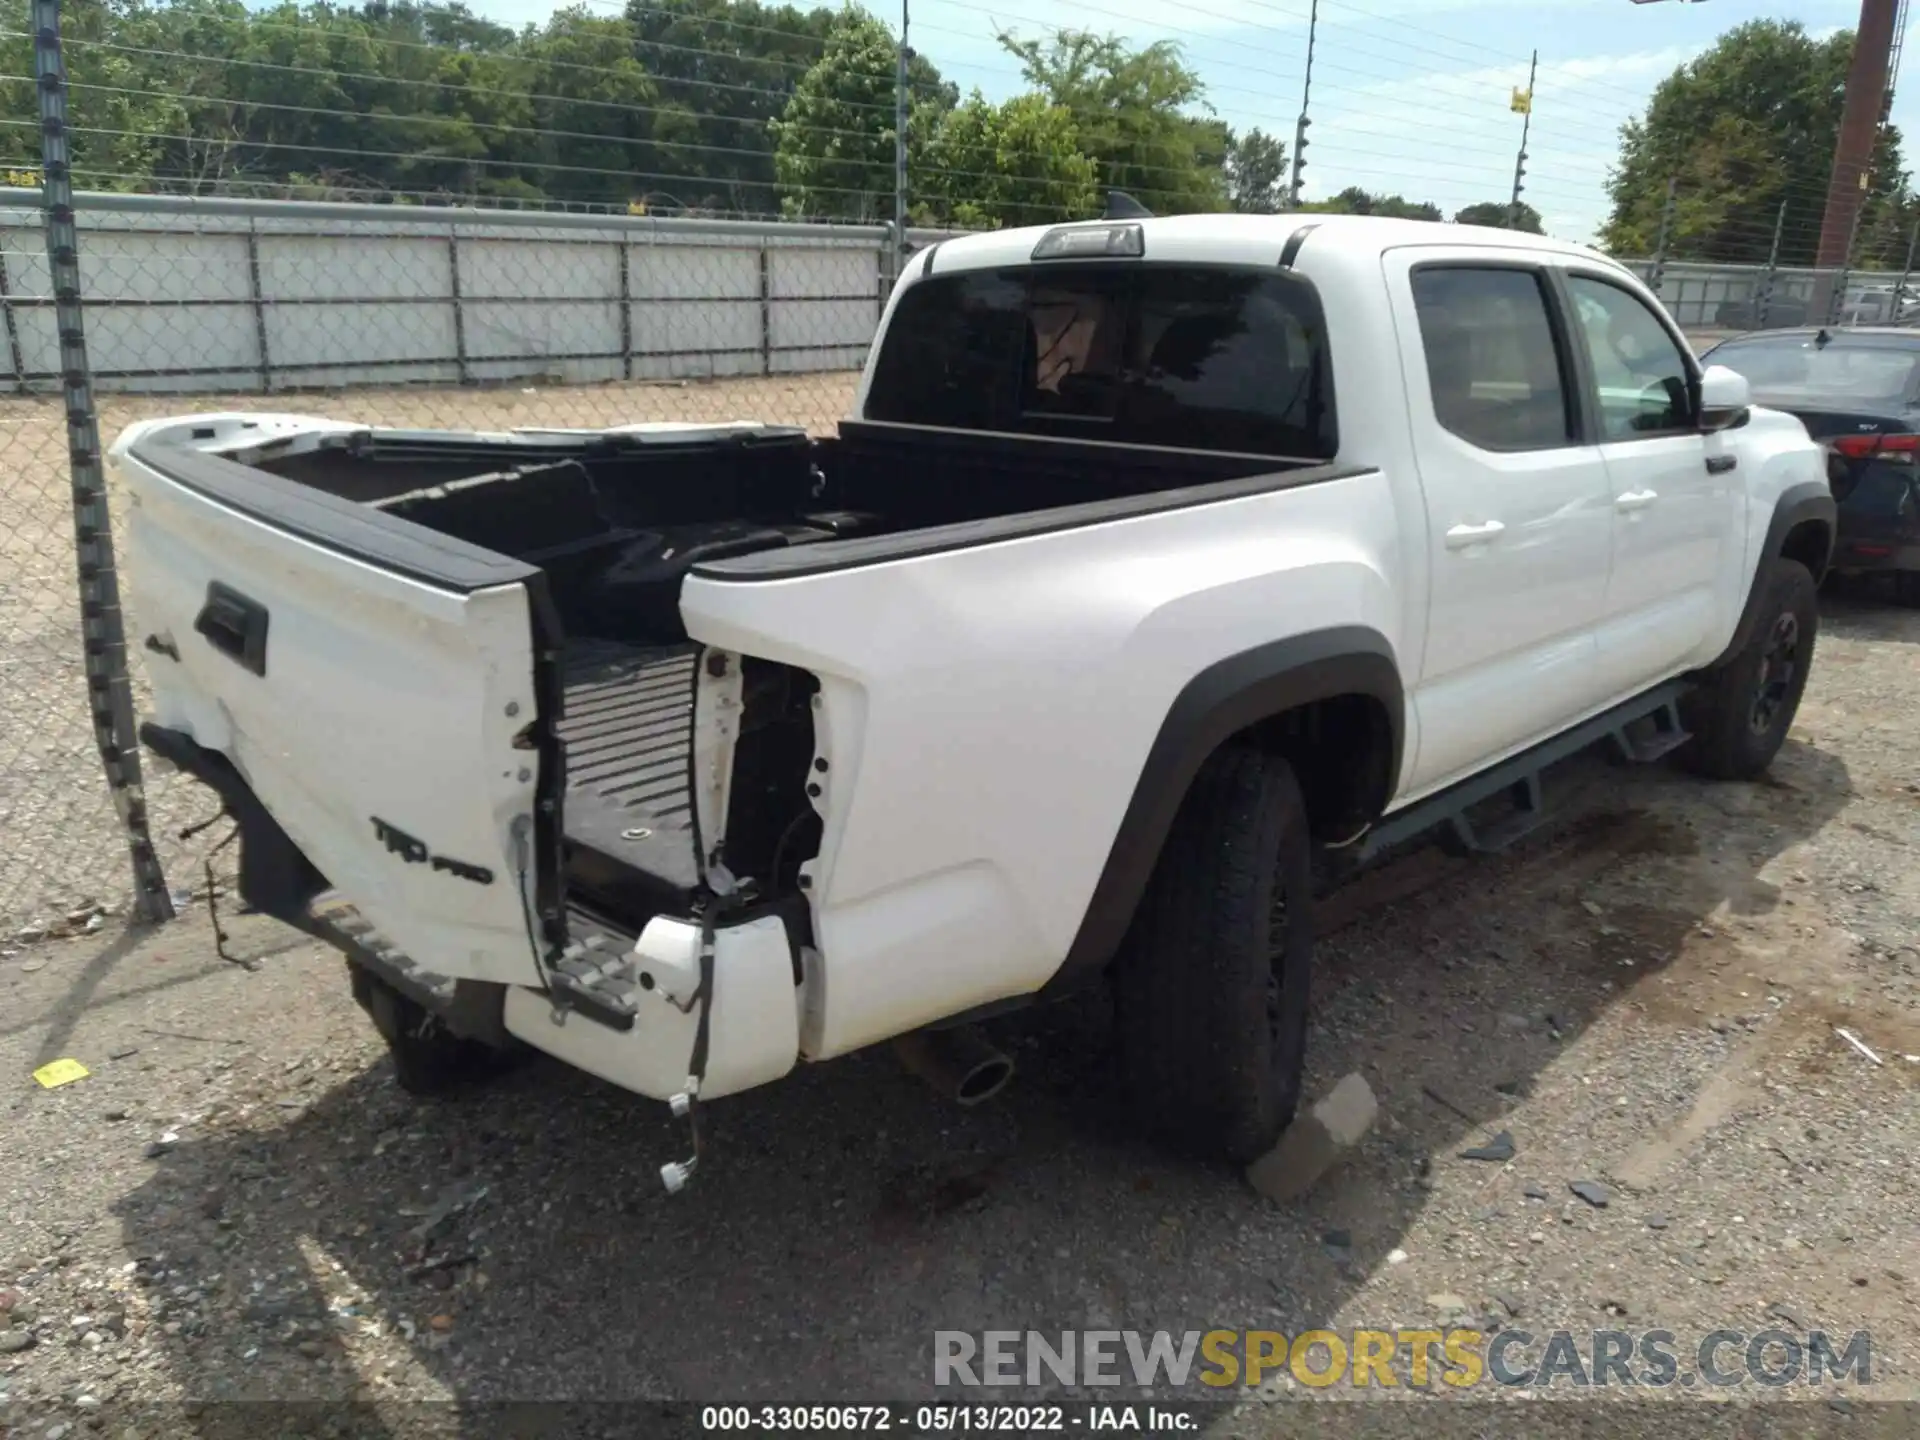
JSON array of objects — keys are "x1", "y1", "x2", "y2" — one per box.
[
  {"x1": 1561, "y1": 272, "x2": 1732, "y2": 691},
  {"x1": 1388, "y1": 256, "x2": 1617, "y2": 797}
]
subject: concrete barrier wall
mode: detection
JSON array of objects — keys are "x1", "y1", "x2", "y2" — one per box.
[{"x1": 0, "y1": 193, "x2": 939, "y2": 395}]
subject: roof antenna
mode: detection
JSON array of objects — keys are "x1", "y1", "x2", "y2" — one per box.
[{"x1": 1104, "y1": 190, "x2": 1153, "y2": 220}]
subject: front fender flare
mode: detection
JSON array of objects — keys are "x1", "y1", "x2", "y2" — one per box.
[{"x1": 1705, "y1": 482, "x2": 1836, "y2": 673}]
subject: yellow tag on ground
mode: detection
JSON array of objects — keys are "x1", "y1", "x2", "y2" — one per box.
[{"x1": 32, "y1": 1058, "x2": 90, "y2": 1089}]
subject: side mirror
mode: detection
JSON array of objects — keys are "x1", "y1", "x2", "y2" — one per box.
[{"x1": 1698, "y1": 363, "x2": 1750, "y2": 432}]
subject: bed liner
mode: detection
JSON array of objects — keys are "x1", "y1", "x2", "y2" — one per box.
[{"x1": 558, "y1": 639, "x2": 701, "y2": 894}]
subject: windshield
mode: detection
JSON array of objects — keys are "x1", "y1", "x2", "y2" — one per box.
[{"x1": 1707, "y1": 333, "x2": 1920, "y2": 406}]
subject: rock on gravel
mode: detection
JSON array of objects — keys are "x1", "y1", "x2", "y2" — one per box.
[{"x1": 1244, "y1": 1072, "x2": 1378, "y2": 1201}]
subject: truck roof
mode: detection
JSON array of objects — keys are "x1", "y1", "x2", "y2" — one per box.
[{"x1": 920, "y1": 212, "x2": 1611, "y2": 281}]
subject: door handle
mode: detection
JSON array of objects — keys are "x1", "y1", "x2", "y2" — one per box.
[
  {"x1": 1615, "y1": 489, "x2": 1659, "y2": 512},
  {"x1": 1445, "y1": 520, "x2": 1505, "y2": 549},
  {"x1": 1705, "y1": 454, "x2": 1737, "y2": 475}
]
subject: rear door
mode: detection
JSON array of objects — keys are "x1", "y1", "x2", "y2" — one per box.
[
  {"x1": 117, "y1": 421, "x2": 554, "y2": 987},
  {"x1": 1387, "y1": 255, "x2": 1617, "y2": 795}
]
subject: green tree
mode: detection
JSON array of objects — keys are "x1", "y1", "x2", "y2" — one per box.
[
  {"x1": 1224, "y1": 127, "x2": 1288, "y2": 214},
  {"x1": 770, "y1": 7, "x2": 955, "y2": 220},
  {"x1": 625, "y1": 0, "x2": 843, "y2": 215},
  {"x1": 1454, "y1": 199, "x2": 1543, "y2": 233},
  {"x1": 771, "y1": 11, "x2": 900, "y2": 219},
  {"x1": 1601, "y1": 19, "x2": 1907, "y2": 266},
  {"x1": 916, "y1": 90, "x2": 1097, "y2": 229},
  {"x1": 1304, "y1": 186, "x2": 1440, "y2": 221},
  {"x1": 513, "y1": 8, "x2": 660, "y2": 207},
  {"x1": 996, "y1": 28, "x2": 1228, "y2": 215}
]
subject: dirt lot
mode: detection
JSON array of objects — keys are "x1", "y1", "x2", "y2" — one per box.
[{"x1": 2, "y1": 585, "x2": 1917, "y2": 1435}]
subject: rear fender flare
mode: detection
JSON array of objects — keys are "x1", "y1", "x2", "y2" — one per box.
[{"x1": 1043, "y1": 626, "x2": 1403, "y2": 995}]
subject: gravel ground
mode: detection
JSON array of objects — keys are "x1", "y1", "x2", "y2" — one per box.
[{"x1": 2, "y1": 588, "x2": 1917, "y2": 1438}]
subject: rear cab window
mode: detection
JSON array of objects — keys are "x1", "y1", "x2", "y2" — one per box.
[{"x1": 864, "y1": 264, "x2": 1337, "y2": 460}]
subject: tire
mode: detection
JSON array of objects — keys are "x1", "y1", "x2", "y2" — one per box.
[
  {"x1": 1679, "y1": 558, "x2": 1818, "y2": 781},
  {"x1": 1893, "y1": 570, "x2": 1920, "y2": 608},
  {"x1": 1113, "y1": 747, "x2": 1313, "y2": 1164},
  {"x1": 350, "y1": 962, "x2": 509, "y2": 1096}
]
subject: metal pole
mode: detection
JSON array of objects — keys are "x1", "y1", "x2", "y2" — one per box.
[
  {"x1": 448, "y1": 229, "x2": 469, "y2": 385},
  {"x1": 892, "y1": 0, "x2": 909, "y2": 285},
  {"x1": 1649, "y1": 177, "x2": 1678, "y2": 296},
  {"x1": 0, "y1": 247, "x2": 26, "y2": 394},
  {"x1": 618, "y1": 241, "x2": 633, "y2": 382},
  {"x1": 245, "y1": 219, "x2": 271, "y2": 392},
  {"x1": 1829, "y1": 205, "x2": 1865, "y2": 326},
  {"x1": 1757, "y1": 199, "x2": 1787, "y2": 328},
  {"x1": 31, "y1": 0, "x2": 174, "y2": 924},
  {"x1": 1508, "y1": 50, "x2": 1536, "y2": 229},
  {"x1": 758, "y1": 244, "x2": 772, "y2": 376},
  {"x1": 1288, "y1": 0, "x2": 1318, "y2": 208},
  {"x1": 1897, "y1": 218, "x2": 1918, "y2": 326}
]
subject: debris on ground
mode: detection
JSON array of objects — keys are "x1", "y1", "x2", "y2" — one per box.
[
  {"x1": 1569, "y1": 1180, "x2": 1611, "y2": 1209},
  {"x1": 1835, "y1": 1026, "x2": 1883, "y2": 1065},
  {"x1": 1420, "y1": 1084, "x2": 1476, "y2": 1122},
  {"x1": 30, "y1": 1058, "x2": 89, "y2": 1089},
  {"x1": 1244, "y1": 1072, "x2": 1378, "y2": 1202},
  {"x1": 401, "y1": 1180, "x2": 491, "y2": 1241},
  {"x1": 1458, "y1": 1130, "x2": 1516, "y2": 1163}
]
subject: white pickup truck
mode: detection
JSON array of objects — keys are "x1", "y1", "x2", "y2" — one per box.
[{"x1": 112, "y1": 211, "x2": 1834, "y2": 1179}]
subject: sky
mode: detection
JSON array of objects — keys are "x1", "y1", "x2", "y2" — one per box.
[{"x1": 451, "y1": 0, "x2": 1920, "y2": 241}]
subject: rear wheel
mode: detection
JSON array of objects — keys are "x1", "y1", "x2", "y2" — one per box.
[
  {"x1": 1893, "y1": 570, "x2": 1920, "y2": 608},
  {"x1": 1679, "y1": 558, "x2": 1818, "y2": 780},
  {"x1": 1113, "y1": 747, "x2": 1313, "y2": 1164}
]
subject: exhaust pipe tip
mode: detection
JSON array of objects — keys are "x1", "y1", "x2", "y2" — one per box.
[{"x1": 893, "y1": 1024, "x2": 1015, "y2": 1107}]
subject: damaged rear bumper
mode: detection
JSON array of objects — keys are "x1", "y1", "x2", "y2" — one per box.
[{"x1": 141, "y1": 721, "x2": 805, "y2": 1102}]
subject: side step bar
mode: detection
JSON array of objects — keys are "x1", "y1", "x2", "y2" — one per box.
[{"x1": 1355, "y1": 681, "x2": 1690, "y2": 865}]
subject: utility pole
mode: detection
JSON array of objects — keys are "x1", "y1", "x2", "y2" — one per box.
[
  {"x1": 1288, "y1": 0, "x2": 1317, "y2": 208},
  {"x1": 892, "y1": 0, "x2": 909, "y2": 285},
  {"x1": 1817, "y1": 0, "x2": 1901, "y2": 267},
  {"x1": 1508, "y1": 50, "x2": 1536, "y2": 229}
]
